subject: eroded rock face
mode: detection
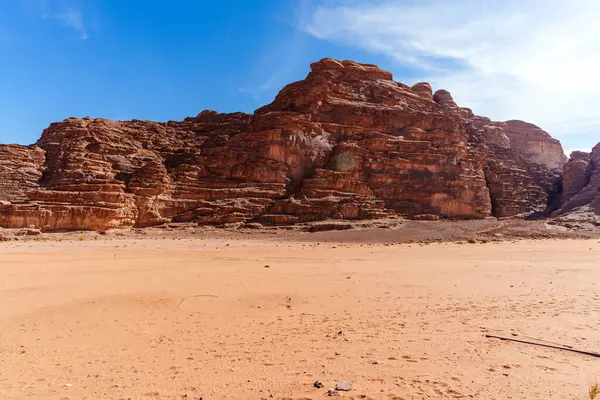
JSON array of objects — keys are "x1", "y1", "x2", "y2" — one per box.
[
  {"x1": 502, "y1": 120, "x2": 567, "y2": 171},
  {"x1": 435, "y1": 104, "x2": 564, "y2": 218},
  {"x1": 553, "y1": 144, "x2": 600, "y2": 225},
  {"x1": 411, "y1": 82, "x2": 433, "y2": 101},
  {"x1": 561, "y1": 151, "x2": 592, "y2": 205},
  {"x1": 0, "y1": 145, "x2": 45, "y2": 203},
  {"x1": 0, "y1": 58, "x2": 568, "y2": 231}
]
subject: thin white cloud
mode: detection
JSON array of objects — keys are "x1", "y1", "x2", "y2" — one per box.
[
  {"x1": 55, "y1": 7, "x2": 88, "y2": 40},
  {"x1": 25, "y1": 0, "x2": 89, "y2": 39},
  {"x1": 238, "y1": 0, "x2": 313, "y2": 102},
  {"x1": 302, "y1": 0, "x2": 600, "y2": 148}
]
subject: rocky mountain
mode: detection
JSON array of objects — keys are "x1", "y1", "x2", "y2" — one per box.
[
  {"x1": 553, "y1": 144, "x2": 600, "y2": 226},
  {"x1": 0, "y1": 58, "x2": 576, "y2": 231}
]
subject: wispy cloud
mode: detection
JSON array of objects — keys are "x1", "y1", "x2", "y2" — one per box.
[
  {"x1": 238, "y1": 0, "x2": 313, "y2": 103},
  {"x1": 54, "y1": 7, "x2": 88, "y2": 39},
  {"x1": 302, "y1": 0, "x2": 600, "y2": 148},
  {"x1": 26, "y1": 0, "x2": 89, "y2": 39},
  {"x1": 237, "y1": 29, "x2": 307, "y2": 101}
]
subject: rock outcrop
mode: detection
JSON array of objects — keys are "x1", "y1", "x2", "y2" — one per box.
[
  {"x1": 502, "y1": 120, "x2": 567, "y2": 171},
  {"x1": 553, "y1": 144, "x2": 600, "y2": 226},
  {"x1": 0, "y1": 58, "x2": 568, "y2": 231},
  {"x1": 0, "y1": 145, "x2": 45, "y2": 203},
  {"x1": 435, "y1": 105, "x2": 563, "y2": 218}
]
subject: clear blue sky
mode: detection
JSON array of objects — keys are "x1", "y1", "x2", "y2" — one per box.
[{"x1": 0, "y1": 0, "x2": 596, "y2": 152}]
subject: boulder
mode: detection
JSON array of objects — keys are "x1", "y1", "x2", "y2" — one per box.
[{"x1": 411, "y1": 82, "x2": 433, "y2": 100}]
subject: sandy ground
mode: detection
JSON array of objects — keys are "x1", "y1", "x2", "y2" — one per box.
[{"x1": 1, "y1": 236, "x2": 600, "y2": 399}]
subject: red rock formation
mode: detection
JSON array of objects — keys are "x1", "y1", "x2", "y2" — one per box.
[
  {"x1": 553, "y1": 144, "x2": 600, "y2": 225},
  {"x1": 411, "y1": 82, "x2": 433, "y2": 100},
  {"x1": 0, "y1": 58, "x2": 568, "y2": 231},
  {"x1": 0, "y1": 145, "x2": 45, "y2": 203},
  {"x1": 561, "y1": 151, "x2": 592, "y2": 205},
  {"x1": 502, "y1": 120, "x2": 567, "y2": 171},
  {"x1": 435, "y1": 101, "x2": 564, "y2": 218}
]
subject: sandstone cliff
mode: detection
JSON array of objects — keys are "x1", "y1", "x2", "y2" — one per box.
[
  {"x1": 0, "y1": 145, "x2": 45, "y2": 203},
  {"x1": 502, "y1": 120, "x2": 567, "y2": 171},
  {"x1": 553, "y1": 144, "x2": 600, "y2": 226},
  {"x1": 0, "y1": 58, "x2": 568, "y2": 231}
]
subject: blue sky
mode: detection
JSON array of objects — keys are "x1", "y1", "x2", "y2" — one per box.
[{"x1": 1, "y1": 0, "x2": 598, "y2": 153}]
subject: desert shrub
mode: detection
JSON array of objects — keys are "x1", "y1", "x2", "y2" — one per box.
[{"x1": 590, "y1": 382, "x2": 599, "y2": 400}]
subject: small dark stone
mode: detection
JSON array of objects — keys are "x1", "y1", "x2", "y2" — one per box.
[{"x1": 314, "y1": 380, "x2": 323, "y2": 388}]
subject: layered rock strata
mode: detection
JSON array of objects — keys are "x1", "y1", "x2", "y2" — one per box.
[
  {"x1": 553, "y1": 144, "x2": 600, "y2": 225},
  {"x1": 0, "y1": 59, "x2": 567, "y2": 231}
]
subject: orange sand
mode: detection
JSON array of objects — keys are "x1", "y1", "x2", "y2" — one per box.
[{"x1": 1, "y1": 237, "x2": 599, "y2": 399}]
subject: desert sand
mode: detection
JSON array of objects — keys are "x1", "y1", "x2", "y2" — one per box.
[{"x1": 1, "y1": 234, "x2": 599, "y2": 399}]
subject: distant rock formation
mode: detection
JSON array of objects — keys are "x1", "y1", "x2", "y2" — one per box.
[
  {"x1": 502, "y1": 120, "x2": 567, "y2": 171},
  {"x1": 0, "y1": 58, "x2": 569, "y2": 231},
  {"x1": 553, "y1": 144, "x2": 600, "y2": 226}
]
